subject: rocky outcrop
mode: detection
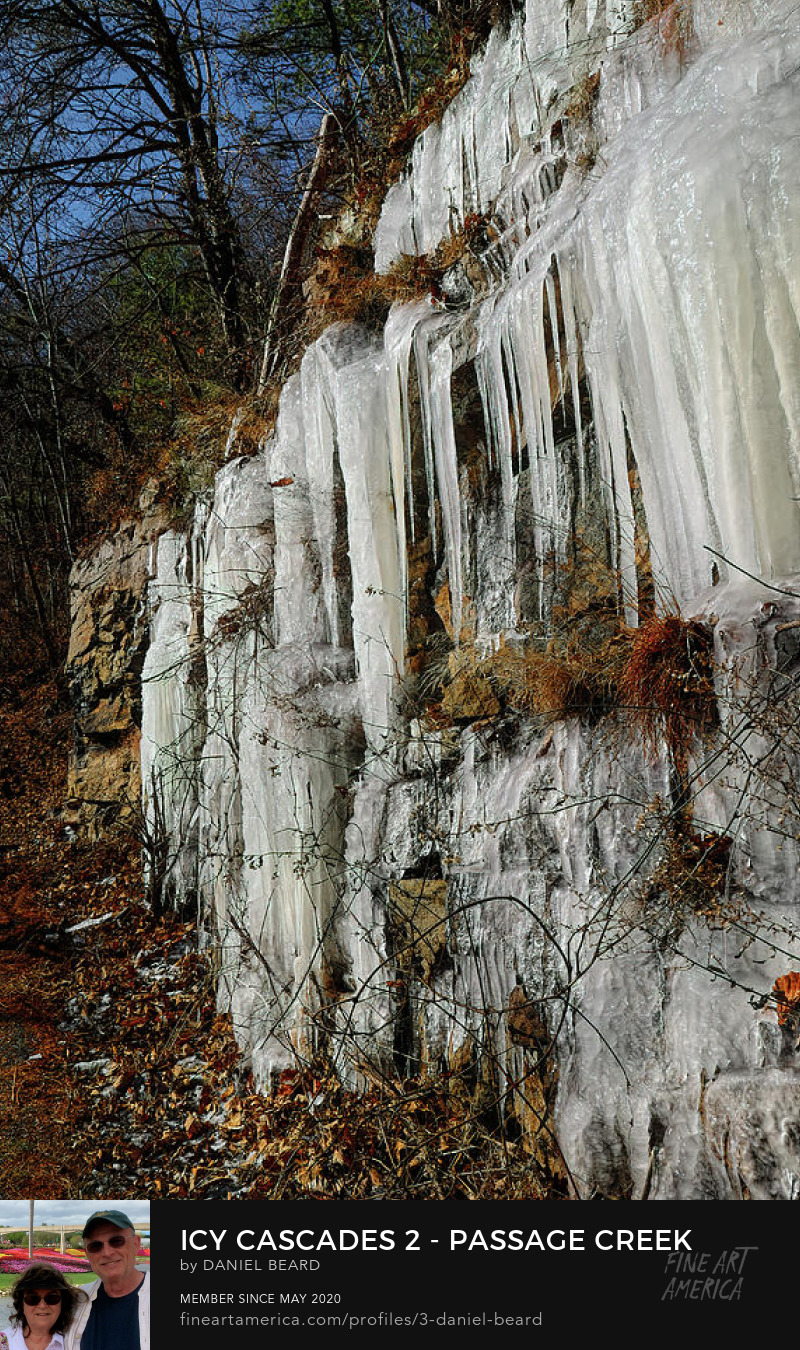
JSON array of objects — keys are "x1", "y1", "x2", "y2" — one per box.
[{"x1": 66, "y1": 497, "x2": 168, "y2": 835}]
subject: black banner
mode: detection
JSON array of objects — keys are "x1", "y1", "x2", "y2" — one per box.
[{"x1": 154, "y1": 1200, "x2": 789, "y2": 1341}]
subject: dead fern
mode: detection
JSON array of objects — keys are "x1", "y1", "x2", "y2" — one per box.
[{"x1": 620, "y1": 612, "x2": 717, "y2": 759}]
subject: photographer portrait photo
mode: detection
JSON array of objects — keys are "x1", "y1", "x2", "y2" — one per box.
[{"x1": 0, "y1": 1203, "x2": 149, "y2": 1350}]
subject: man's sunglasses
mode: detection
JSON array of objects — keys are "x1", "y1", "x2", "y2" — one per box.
[
  {"x1": 23, "y1": 1292, "x2": 62, "y2": 1306},
  {"x1": 85, "y1": 1234, "x2": 128, "y2": 1254}
]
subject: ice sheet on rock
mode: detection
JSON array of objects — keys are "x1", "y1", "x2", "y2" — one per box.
[
  {"x1": 301, "y1": 343, "x2": 340, "y2": 646},
  {"x1": 376, "y1": 0, "x2": 800, "y2": 613},
  {"x1": 269, "y1": 375, "x2": 328, "y2": 647},
  {"x1": 374, "y1": 11, "x2": 558, "y2": 270},
  {"x1": 226, "y1": 645, "x2": 359, "y2": 1085},
  {"x1": 202, "y1": 453, "x2": 274, "y2": 632},
  {"x1": 195, "y1": 322, "x2": 403, "y2": 1075},
  {"x1": 373, "y1": 0, "x2": 641, "y2": 273},
  {"x1": 570, "y1": 26, "x2": 800, "y2": 600},
  {"x1": 199, "y1": 456, "x2": 276, "y2": 933},
  {"x1": 140, "y1": 528, "x2": 205, "y2": 906},
  {"x1": 704, "y1": 1070, "x2": 800, "y2": 1199},
  {"x1": 687, "y1": 574, "x2": 800, "y2": 905}
]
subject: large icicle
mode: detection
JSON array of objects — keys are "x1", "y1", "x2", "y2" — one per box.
[{"x1": 324, "y1": 327, "x2": 406, "y2": 750}]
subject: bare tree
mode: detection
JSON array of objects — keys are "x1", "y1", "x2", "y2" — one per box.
[{"x1": 0, "y1": 1, "x2": 259, "y2": 387}]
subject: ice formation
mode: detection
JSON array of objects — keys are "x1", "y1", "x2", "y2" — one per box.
[{"x1": 137, "y1": 0, "x2": 800, "y2": 1196}]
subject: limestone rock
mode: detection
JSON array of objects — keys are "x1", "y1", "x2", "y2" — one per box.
[{"x1": 66, "y1": 500, "x2": 168, "y2": 835}]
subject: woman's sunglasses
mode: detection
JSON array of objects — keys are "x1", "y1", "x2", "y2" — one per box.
[
  {"x1": 85, "y1": 1234, "x2": 128, "y2": 1254},
  {"x1": 23, "y1": 1292, "x2": 62, "y2": 1306}
]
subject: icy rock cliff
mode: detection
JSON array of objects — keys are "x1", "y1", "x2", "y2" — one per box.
[{"x1": 113, "y1": 0, "x2": 800, "y2": 1197}]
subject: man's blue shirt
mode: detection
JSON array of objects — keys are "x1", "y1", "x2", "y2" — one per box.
[{"x1": 81, "y1": 1276, "x2": 144, "y2": 1350}]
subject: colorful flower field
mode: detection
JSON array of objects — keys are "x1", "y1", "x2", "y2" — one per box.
[{"x1": 0, "y1": 1248, "x2": 91, "y2": 1274}]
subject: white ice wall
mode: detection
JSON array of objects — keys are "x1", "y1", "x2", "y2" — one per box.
[
  {"x1": 377, "y1": 0, "x2": 800, "y2": 610},
  {"x1": 138, "y1": 0, "x2": 800, "y2": 1194}
]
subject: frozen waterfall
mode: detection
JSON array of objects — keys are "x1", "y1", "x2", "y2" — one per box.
[{"x1": 138, "y1": 0, "x2": 800, "y2": 1197}]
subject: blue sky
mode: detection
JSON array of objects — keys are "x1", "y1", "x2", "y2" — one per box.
[{"x1": 0, "y1": 1201, "x2": 150, "y2": 1228}]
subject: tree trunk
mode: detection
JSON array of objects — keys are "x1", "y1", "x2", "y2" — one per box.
[
  {"x1": 380, "y1": 0, "x2": 410, "y2": 105},
  {"x1": 259, "y1": 113, "x2": 338, "y2": 390}
]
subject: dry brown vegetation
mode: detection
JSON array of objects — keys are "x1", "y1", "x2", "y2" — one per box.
[
  {"x1": 774, "y1": 971, "x2": 800, "y2": 1023},
  {"x1": 420, "y1": 610, "x2": 717, "y2": 785},
  {"x1": 564, "y1": 70, "x2": 601, "y2": 123},
  {"x1": 420, "y1": 534, "x2": 716, "y2": 748},
  {"x1": 306, "y1": 213, "x2": 496, "y2": 336},
  {"x1": 0, "y1": 676, "x2": 135, "y2": 1195},
  {"x1": 773, "y1": 971, "x2": 800, "y2": 1058},
  {"x1": 633, "y1": 0, "x2": 694, "y2": 57},
  {"x1": 431, "y1": 636, "x2": 624, "y2": 727},
  {"x1": 619, "y1": 611, "x2": 717, "y2": 758},
  {"x1": 647, "y1": 809, "x2": 733, "y2": 924}
]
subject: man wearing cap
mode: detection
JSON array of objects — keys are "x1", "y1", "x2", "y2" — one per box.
[{"x1": 65, "y1": 1211, "x2": 149, "y2": 1350}]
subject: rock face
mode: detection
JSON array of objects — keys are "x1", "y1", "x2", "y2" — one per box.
[
  {"x1": 74, "y1": 0, "x2": 800, "y2": 1196},
  {"x1": 66, "y1": 500, "x2": 167, "y2": 836}
]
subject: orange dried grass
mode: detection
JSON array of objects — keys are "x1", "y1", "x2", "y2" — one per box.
[
  {"x1": 307, "y1": 217, "x2": 495, "y2": 337},
  {"x1": 497, "y1": 647, "x2": 611, "y2": 721},
  {"x1": 619, "y1": 612, "x2": 717, "y2": 756},
  {"x1": 431, "y1": 632, "x2": 626, "y2": 727}
]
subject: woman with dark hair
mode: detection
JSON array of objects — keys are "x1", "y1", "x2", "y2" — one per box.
[{"x1": 0, "y1": 1265, "x2": 86, "y2": 1350}]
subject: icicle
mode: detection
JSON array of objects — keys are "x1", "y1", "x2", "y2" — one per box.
[
  {"x1": 140, "y1": 528, "x2": 204, "y2": 906},
  {"x1": 476, "y1": 298, "x2": 516, "y2": 509},
  {"x1": 333, "y1": 334, "x2": 405, "y2": 748},
  {"x1": 269, "y1": 375, "x2": 327, "y2": 647},
  {"x1": 412, "y1": 311, "x2": 450, "y2": 556},
  {"x1": 429, "y1": 338, "x2": 464, "y2": 641},
  {"x1": 385, "y1": 302, "x2": 430, "y2": 552},
  {"x1": 301, "y1": 343, "x2": 339, "y2": 647},
  {"x1": 556, "y1": 255, "x2": 585, "y2": 506},
  {"x1": 544, "y1": 264, "x2": 564, "y2": 406}
]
